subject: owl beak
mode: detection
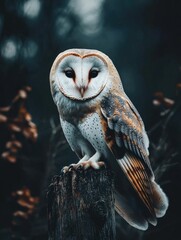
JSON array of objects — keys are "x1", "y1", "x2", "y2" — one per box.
[{"x1": 78, "y1": 86, "x2": 86, "y2": 97}]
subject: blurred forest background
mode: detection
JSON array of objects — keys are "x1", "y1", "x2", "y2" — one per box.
[{"x1": 0, "y1": 0, "x2": 181, "y2": 239}]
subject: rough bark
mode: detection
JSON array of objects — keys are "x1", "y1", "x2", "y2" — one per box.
[{"x1": 48, "y1": 167, "x2": 116, "y2": 240}]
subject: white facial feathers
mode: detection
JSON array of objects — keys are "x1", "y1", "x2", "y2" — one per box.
[{"x1": 52, "y1": 53, "x2": 109, "y2": 100}]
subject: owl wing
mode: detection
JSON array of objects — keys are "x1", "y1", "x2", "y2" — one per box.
[
  {"x1": 101, "y1": 93, "x2": 152, "y2": 171},
  {"x1": 101, "y1": 93, "x2": 157, "y2": 229}
]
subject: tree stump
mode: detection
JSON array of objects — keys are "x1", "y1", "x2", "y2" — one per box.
[{"x1": 47, "y1": 167, "x2": 116, "y2": 240}]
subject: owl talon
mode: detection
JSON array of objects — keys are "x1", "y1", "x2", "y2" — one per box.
[
  {"x1": 61, "y1": 163, "x2": 82, "y2": 173},
  {"x1": 62, "y1": 164, "x2": 76, "y2": 173},
  {"x1": 78, "y1": 161, "x2": 105, "y2": 170},
  {"x1": 61, "y1": 166, "x2": 69, "y2": 173},
  {"x1": 68, "y1": 165, "x2": 74, "y2": 171},
  {"x1": 98, "y1": 161, "x2": 106, "y2": 168},
  {"x1": 61, "y1": 161, "x2": 105, "y2": 173},
  {"x1": 77, "y1": 165, "x2": 83, "y2": 170}
]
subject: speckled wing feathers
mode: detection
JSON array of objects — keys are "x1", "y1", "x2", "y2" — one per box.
[
  {"x1": 101, "y1": 93, "x2": 152, "y2": 174},
  {"x1": 100, "y1": 92, "x2": 157, "y2": 225}
]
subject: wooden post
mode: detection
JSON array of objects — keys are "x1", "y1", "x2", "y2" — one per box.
[{"x1": 47, "y1": 167, "x2": 116, "y2": 240}]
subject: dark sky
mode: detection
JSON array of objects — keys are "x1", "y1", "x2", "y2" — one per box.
[{"x1": 0, "y1": 0, "x2": 181, "y2": 128}]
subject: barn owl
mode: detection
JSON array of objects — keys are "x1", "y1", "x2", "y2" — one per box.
[{"x1": 49, "y1": 49, "x2": 168, "y2": 230}]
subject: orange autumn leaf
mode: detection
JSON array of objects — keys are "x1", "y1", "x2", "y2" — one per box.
[
  {"x1": 19, "y1": 90, "x2": 27, "y2": 99},
  {"x1": 22, "y1": 127, "x2": 38, "y2": 141},
  {"x1": 0, "y1": 114, "x2": 7, "y2": 123},
  {"x1": 8, "y1": 124, "x2": 21, "y2": 132},
  {"x1": 17, "y1": 199, "x2": 35, "y2": 209},
  {"x1": 13, "y1": 211, "x2": 29, "y2": 219},
  {"x1": 1, "y1": 152, "x2": 16, "y2": 163},
  {"x1": 163, "y1": 97, "x2": 175, "y2": 108},
  {"x1": 25, "y1": 112, "x2": 32, "y2": 121},
  {"x1": 0, "y1": 106, "x2": 11, "y2": 112},
  {"x1": 6, "y1": 140, "x2": 22, "y2": 149}
]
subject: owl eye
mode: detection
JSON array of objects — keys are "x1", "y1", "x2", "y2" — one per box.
[
  {"x1": 64, "y1": 69, "x2": 75, "y2": 78},
  {"x1": 89, "y1": 69, "x2": 99, "y2": 79}
]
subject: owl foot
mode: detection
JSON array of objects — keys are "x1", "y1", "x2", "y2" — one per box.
[
  {"x1": 62, "y1": 161, "x2": 105, "y2": 173},
  {"x1": 77, "y1": 160, "x2": 105, "y2": 170}
]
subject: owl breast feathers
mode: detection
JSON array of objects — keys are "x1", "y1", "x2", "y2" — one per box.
[{"x1": 49, "y1": 48, "x2": 168, "y2": 230}]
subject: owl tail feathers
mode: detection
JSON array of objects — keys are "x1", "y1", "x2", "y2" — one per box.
[
  {"x1": 115, "y1": 154, "x2": 169, "y2": 230},
  {"x1": 151, "y1": 180, "x2": 169, "y2": 218},
  {"x1": 115, "y1": 191, "x2": 150, "y2": 230},
  {"x1": 115, "y1": 183, "x2": 169, "y2": 231}
]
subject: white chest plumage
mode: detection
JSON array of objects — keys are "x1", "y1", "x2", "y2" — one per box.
[
  {"x1": 78, "y1": 112, "x2": 109, "y2": 156},
  {"x1": 60, "y1": 112, "x2": 110, "y2": 160}
]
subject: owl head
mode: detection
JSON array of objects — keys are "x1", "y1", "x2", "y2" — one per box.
[{"x1": 50, "y1": 49, "x2": 122, "y2": 102}]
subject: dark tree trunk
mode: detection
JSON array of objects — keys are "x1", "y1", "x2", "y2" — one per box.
[{"x1": 47, "y1": 167, "x2": 116, "y2": 240}]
